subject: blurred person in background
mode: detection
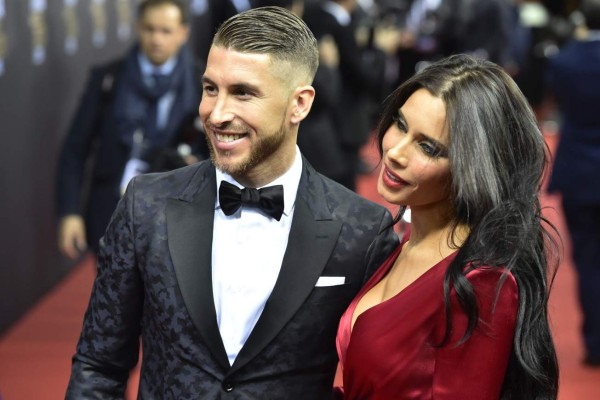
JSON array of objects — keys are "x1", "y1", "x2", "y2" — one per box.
[
  {"x1": 396, "y1": 0, "x2": 516, "y2": 85},
  {"x1": 187, "y1": 0, "x2": 244, "y2": 63},
  {"x1": 303, "y1": 0, "x2": 402, "y2": 191},
  {"x1": 253, "y1": 0, "x2": 349, "y2": 183},
  {"x1": 546, "y1": 0, "x2": 600, "y2": 368},
  {"x1": 394, "y1": 0, "x2": 451, "y2": 84},
  {"x1": 451, "y1": 0, "x2": 515, "y2": 66},
  {"x1": 56, "y1": 0, "x2": 206, "y2": 260}
]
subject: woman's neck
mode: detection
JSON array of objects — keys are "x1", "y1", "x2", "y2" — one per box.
[{"x1": 406, "y1": 207, "x2": 468, "y2": 254}]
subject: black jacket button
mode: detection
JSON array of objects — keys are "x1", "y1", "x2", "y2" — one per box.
[{"x1": 222, "y1": 381, "x2": 234, "y2": 392}]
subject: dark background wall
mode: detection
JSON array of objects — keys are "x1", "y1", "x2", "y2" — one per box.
[{"x1": 0, "y1": 0, "x2": 137, "y2": 334}]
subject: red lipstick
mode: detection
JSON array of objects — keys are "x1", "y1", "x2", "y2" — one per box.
[{"x1": 381, "y1": 166, "x2": 408, "y2": 189}]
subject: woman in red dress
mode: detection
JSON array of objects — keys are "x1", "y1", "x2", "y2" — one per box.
[{"x1": 336, "y1": 54, "x2": 559, "y2": 399}]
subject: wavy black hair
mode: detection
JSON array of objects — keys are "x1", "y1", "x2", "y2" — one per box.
[{"x1": 376, "y1": 54, "x2": 559, "y2": 399}]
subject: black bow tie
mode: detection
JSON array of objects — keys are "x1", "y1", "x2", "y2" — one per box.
[{"x1": 219, "y1": 181, "x2": 285, "y2": 221}]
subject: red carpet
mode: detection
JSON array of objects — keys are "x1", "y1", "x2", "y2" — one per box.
[{"x1": 1, "y1": 134, "x2": 599, "y2": 399}]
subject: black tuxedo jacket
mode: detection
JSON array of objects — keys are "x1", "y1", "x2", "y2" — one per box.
[{"x1": 66, "y1": 158, "x2": 399, "y2": 399}]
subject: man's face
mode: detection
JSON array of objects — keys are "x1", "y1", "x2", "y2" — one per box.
[
  {"x1": 199, "y1": 46, "x2": 300, "y2": 187},
  {"x1": 137, "y1": 4, "x2": 188, "y2": 65}
]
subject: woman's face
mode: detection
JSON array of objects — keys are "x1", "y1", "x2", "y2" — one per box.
[{"x1": 378, "y1": 88, "x2": 452, "y2": 214}]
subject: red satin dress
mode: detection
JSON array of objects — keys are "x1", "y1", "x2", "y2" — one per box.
[{"x1": 336, "y1": 240, "x2": 518, "y2": 400}]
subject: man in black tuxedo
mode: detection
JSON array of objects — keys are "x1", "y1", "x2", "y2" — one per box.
[
  {"x1": 56, "y1": 0, "x2": 205, "y2": 260},
  {"x1": 66, "y1": 6, "x2": 398, "y2": 399}
]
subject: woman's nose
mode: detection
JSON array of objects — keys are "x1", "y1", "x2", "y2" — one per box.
[{"x1": 386, "y1": 137, "x2": 410, "y2": 167}]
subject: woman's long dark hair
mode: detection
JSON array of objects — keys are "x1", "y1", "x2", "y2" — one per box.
[{"x1": 377, "y1": 54, "x2": 559, "y2": 399}]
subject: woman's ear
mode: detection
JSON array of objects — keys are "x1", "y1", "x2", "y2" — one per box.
[{"x1": 290, "y1": 85, "x2": 315, "y2": 124}]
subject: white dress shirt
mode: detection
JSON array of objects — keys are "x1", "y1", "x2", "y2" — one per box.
[
  {"x1": 212, "y1": 147, "x2": 303, "y2": 365},
  {"x1": 323, "y1": 0, "x2": 352, "y2": 26},
  {"x1": 588, "y1": 30, "x2": 600, "y2": 41}
]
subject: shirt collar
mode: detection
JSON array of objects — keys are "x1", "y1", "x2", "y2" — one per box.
[
  {"x1": 137, "y1": 51, "x2": 178, "y2": 77},
  {"x1": 323, "y1": 1, "x2": 352, "y2": 27},
  {"x1": 586, "y1": 30, "x2": 600, "y2": 41},
  {"x1": 215, "y1": 146, "x2": 303, "y2": 218}
]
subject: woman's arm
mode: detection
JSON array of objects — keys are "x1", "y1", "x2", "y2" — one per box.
[{"x1": 432, "y1": 267, "x2": 518, "y2": 399}]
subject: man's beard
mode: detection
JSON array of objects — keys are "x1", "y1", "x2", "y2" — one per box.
[{"x1": 205, "y1": 119, "x2": 288, "y2": 178}]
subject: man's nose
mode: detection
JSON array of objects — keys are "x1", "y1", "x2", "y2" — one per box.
[{"x1": 208, "y1": 95, "x2": 235, "y2": 125}]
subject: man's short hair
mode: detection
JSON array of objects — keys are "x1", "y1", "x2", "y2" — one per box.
[
  {"x1": 213, "y1": 6, "x2": 319, "y2": 84},
  {"x1": 137, "y1": 0, "x2": 189, "y2": 25}
]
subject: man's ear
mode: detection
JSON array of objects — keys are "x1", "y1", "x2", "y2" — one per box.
[
  {"x1": 290, "y1": 85, "x2": 315, "y2": 124},
  {"x1": 180, "y1": 25, "x2": 190, "y2": 42},
  {"x1": 136, "y1": 20, "x2": 144, "y2": 37}
]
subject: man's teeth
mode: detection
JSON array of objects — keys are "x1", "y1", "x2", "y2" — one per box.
[{"x1": 216, "y1": 133, "x2": 242, "y2": 142}]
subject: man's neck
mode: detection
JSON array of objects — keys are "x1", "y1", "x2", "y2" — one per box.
[{"x1": 137, "y1": 51, "x2": 178, "y2": 75}]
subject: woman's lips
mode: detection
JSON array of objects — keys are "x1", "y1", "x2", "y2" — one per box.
[{"x1": 381, "y1": 166, "x2": 409, "y2": 189}]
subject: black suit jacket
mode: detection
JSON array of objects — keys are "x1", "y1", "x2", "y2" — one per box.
[
  {"x1": 546, "y1": 38, "x2": 600, "y2": 204},
  {"x1": 66, "y1": 158, "x2": 399, "y2": 399}
]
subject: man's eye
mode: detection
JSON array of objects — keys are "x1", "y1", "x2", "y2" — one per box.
[
  {"x1": 235, "y1": 90, "x2": 252, "y2": 99},
  {"x1": 203, "y1": 85, "x2": 217, "y2": 95}
]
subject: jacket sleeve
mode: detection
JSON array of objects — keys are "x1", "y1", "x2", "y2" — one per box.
[
  {"x1": 56, "y1": 66, "x2": 106, "y2": 217},
  {"x1": 66, "y1": 178, "x2": 143, "y2": 399},
  {"x1": 361, "y1": 208, "x2": 399, "y2": 284}
]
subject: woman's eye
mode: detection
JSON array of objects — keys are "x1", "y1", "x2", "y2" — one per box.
[
  {"x1": 392, "y1": 113, "x2": 406, "y2": 131},
  {"x1": 420, "y1": 142, "x2": 447, "y2": 158}
]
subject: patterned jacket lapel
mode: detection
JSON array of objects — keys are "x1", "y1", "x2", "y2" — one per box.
[
  {"x1": 228, "y1": 160, "x2": 342, "y2": 375},
  {"x1": 167, "y1": 164, "x2": 230, "y2": 370}
]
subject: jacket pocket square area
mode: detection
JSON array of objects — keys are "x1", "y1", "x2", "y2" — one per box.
[{"x1": 315, "y1": 276, "x2": 346, "y2": 287}]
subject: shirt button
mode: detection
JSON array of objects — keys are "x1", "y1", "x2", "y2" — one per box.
[{"x1": 222, "y1": 381, "x2": 234, "y2": 392}]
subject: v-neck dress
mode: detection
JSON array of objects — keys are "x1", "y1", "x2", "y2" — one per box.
[{"x1": 335, "y1": 239, "x2": 518, "y2": 399}]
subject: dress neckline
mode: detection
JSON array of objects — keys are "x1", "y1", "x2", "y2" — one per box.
[{"x1": 351, "y1": 242, "x2": 458, "y2": 331}]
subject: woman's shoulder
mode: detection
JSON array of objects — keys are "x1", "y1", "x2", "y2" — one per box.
[
  {"x1": 464, "y1": 265, "x2": 517, "y2": 291},
  {"x1": 463, "y1": 265, "x2": 519, "y2": 318}
]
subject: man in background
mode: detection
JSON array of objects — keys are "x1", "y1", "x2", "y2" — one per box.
[
  {"x1": 546, "y1": 0, "x2": 600, "y2": 368},
  {"x1": 56, "y1": 0, "x2": 205, "y2": 259},
  {"x1": 303, "y1": 0, "x2": 401, "y2": 190}
]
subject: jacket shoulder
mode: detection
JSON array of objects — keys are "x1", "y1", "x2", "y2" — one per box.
[
  {"x1": 129, "y1": 160, "x2": 213, "y2": 200},
  {"x1": 306, "y1": 165, "x2": 390, "y2": 218}
]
